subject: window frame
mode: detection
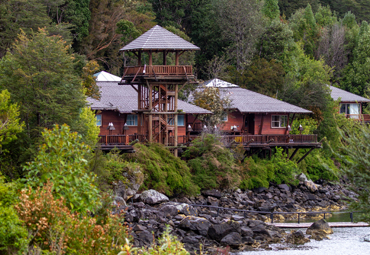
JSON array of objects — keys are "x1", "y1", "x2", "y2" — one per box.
[
  {"x1": 167, "y1": 115, "x2": 185, "y2": 126},
  {"x1": 96, "y1": 114, "x2": 102, "y2": 127},
  {"x1": 222, "y1": 113, "x2": 228, "y2": 122},
  {"x1": 126, "y1": 114, "x2": 138, "y2": 126},
  {"x1": 271, "y1": 115, "x2": 288, "y2": 128}
]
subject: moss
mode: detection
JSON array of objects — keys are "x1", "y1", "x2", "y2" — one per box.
[
  {"x1": 183, "y1": 134, "x2": 241, "y2": 190},
  {"x1": 123, "y1": 143, "x2": 199, "y2": 196}
]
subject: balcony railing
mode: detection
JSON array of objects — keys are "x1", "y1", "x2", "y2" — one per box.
[
  {"x1": 98, "y1": 134, "x2": 319, "y2": 148},
  {"x1": 122, "y1": 65, "x2": 193, "y2": 82},
  {"x1": 344, "y1": 114, "x2": 370, "y2": 122}
]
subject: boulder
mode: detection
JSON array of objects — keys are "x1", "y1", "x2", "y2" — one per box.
[
  {"x1": 286, "y1": 230, "x2": 310, "y2": 245},
  {"x1": 202, "y1": 189, "x2": 222, "y2": 198},
  {"x1": 278, "y1": 184, "x2": 290, "y2": 192},
  {"x1": 241, "y1": 226, "x2": 253, "y2": 237},
  {"x1": 179, "y1": 216, "x2": 211, "y2": 236},
  {"x1": 207, "y1": 196, "x2": 219, "y2": 206},
  {"x1": 252, "y1": 225, "x2": 272, "y2": 239},
  {"x1": 139, "y1": 190, "x2": 169, "y2": 205},
  {"x1": 305, "y1": 180, "x2": 318, "y2": 193},
  {"x1": 138, "y1": 230, "x2": 154, "y2": 244},
  {"x1": 306, "y1": 219, "x2": 333, "y2": 237},
  {"x1": 114, "y1": 166, "x2": 144, "y2": 200},
  {"x1": 208, "y1": 221, "x2": 241, "y2": 242},
  {"x1": 296, "y1": 173, "x2": 309, "y2": 182},
  {"x1": 220, "y1": 232, "x2": 242, "y2": 247}
]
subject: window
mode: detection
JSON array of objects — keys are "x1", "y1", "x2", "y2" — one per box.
[
  {"x1": 167, "y1": 115, "x2": 185, "y2": 126},
  {"x1": 222, "y1": 113, "x2": 228, "y2": 122},
  {"x1": 96, "y1": 114, "x2": 102, "y2": 126},
  {"x1": 271, "y1": 115, "x2": 287, "y2": 128},
  {"x1": 340, "y1": 103, "x2": 360, "y2": 119},
  {"x1": 126, "y1": 114, "x2": 138, "y2": 126}
]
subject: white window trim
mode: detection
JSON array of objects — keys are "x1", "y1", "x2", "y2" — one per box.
[{"x1": 271, "y1": 115, "x2": 287, "y2": 128}]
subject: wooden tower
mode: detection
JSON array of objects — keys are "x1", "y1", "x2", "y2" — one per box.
[{"x1": 119, "y1": 25, "x2": 200, "y2": 156}]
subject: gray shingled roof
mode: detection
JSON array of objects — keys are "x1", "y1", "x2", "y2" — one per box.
[
  {"x1": 87, "y1": 81, "x2": 211, "y2": 114},
  {"x1": 120, "y1": 25, "x2": 200, "y2": 52},
  {"x1": 330, "y1": 86, "x2": 370, "y2": 103},
  {"x1": 196, "y1": 79, "x2": 312, "y2": 114}
]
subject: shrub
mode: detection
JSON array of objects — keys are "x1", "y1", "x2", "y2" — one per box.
[
  {"x1": 0, "y1": 176, "x2": 28, "y2": 255},
  {"x1": 183, "y1": 134, "x2": 241, "y2": 190},
  {"x1": 24, "y1": 124, "x2": 100, "y2": 213},
  {"x1": 240, "y1": 148, "x2": 299, "y2": 189},
  {"x1": 120, "y1": 226, "x2": 189, "y2": 255},
  {"x1": 15, "y1": 181, "x2": 129, "y2": 255},
  {"x1": 123, "y1": 143, "x2": 199, "y2": 196}
]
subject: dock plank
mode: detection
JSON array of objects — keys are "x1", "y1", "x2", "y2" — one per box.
[{"x1": 267, "y1": 222, "x2": 369, "y2": 228}]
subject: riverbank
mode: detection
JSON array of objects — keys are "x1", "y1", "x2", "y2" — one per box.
[{"x1": 115, "y1": 179, "x2": 356, "y2": 253}]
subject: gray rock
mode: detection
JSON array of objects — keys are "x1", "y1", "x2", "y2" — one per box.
[
  {"x1": 306, "y1": 219, "x2": 333, "y2": 235},
  {"x1": 286, "y1": 230, "x2": 310, "y2": 245},
  {"x1": 114, "y1": 167, "x2": 144, "y2": 201},
  {"x1": 278, "y1": 184, "x2": 290, "y2": 192},
  {"x1": 179, "y1": 216, "x2": 211, "y2": 236},
  {"x1": 220, "y1": 232, "x2": 242, "y2": 247},
  {"x1": 140, "y1": 190, "x2": 169, "y2": 205},
  {"x1": 182, "y1": 236, "x2": 199, "y2": 243},
  {"x1": 208, "y1": 221, "x2": 241, "y2": 242},
  {"x1": 241, "y1": 227, "x2": 253, "y2": 237},
  {"x1": 202, "y1": 189, "x2": 222, "y2": 198},
  {"x1": 296, "y1": 173, "x2": 309, "y2": 182},
  {"x1": 207, "y1": 196, "x2": 219, "y2": 206},
  {"x1": 138, "y1": 230, "x2": 153, "y2": 244},
  {"x1": 305, "y1": 180, "x2": 319, "y2": 193},
  {"x1": 363, "y1": 234, "x2": 370, "y2": 242}
]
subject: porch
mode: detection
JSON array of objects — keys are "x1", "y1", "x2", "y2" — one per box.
[{"x1": 98, "y1": 134, "x2": 321, "y2": 150}]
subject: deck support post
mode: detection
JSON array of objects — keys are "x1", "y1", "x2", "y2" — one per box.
[
  {"x1": 148, "y1": 82, "x2": 152, "y2": 143},
  {"x1": 289, "y1": 148, "x2": 299, "y2": 160},
  {"x1": 174, "y1": 84, "x2": 178, "y2": 157},
  {"x1": 297, "y1": 148, "x2": 315, "y2": 164}
]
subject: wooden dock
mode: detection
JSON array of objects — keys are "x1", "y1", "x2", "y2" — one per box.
[{"x1": 267, "y1": 222, "x2": 369, "y2": 228}]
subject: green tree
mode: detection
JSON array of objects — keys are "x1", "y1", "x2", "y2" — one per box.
[
  {"x1": 289, "y1": 4, "x2": 320, "y2": 57},
  {"x1": 0, "y1": 90, "x2": 23, "y2": 153},
  {"x1": 263, "y1": 0, "x2": 280, "y2": 21},
  {"x1": 192, "y1": 86, "x2": 231, "y2": 127},
  {"x1": 341, "y1": 21, "x2": 370, "y2": 96},
  {"x1": 257, "y1": 19, "x2": 297, "y2": 64},
  {"x1": 214, "y1": 0, "x2": 266, "y2": 70},
  {"x1": 336, "y1": 122, "x2": 370, "y2": 222},
  {"x1": 0, "y1": 0, "x2": 51, "y2": 58},
  {"x1": 24, "y1": 124, "x2": 100, "y2": 213},
  {"x1": 279, "y1": 0, "x2": 320, "y2": 18},
  {"x1": 0, "y1": 29, "x2": 86, "y2": 141},
  {"x1": 226, "y1": 58, "x2": 286, "y2": 98}
]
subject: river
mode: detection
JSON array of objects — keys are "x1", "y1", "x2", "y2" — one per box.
[{"x1": 237, "y1": 227, "x2": 370, "y2": 255}]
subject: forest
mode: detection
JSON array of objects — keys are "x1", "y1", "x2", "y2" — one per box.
[{"x1": 1, "y1": 0, "x2": 370, "y2": 254}]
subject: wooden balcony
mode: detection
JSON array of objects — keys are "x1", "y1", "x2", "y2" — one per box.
[
  {"x1": 98, "y1": 134, "x2": 321, "y2": 150},
  {"x1": 120, "y1": 65, "x2": 194, "y2": 84},
  {"x1": 344, "y1": 114, "x2": 370, "y2": 122}
]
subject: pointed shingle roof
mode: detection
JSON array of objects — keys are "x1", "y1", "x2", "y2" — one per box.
[
  {"x1": 120, "y1": 25, "x2": 200, "y2": 52},
  {"x1": 93, "y1": 71, "x2": 121, "y2": 82},
  {"x1": 330, "y1": 86, "x2": 370, "y2": 103}
]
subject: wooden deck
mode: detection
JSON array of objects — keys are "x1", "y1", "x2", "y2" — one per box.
[
  {"x1": 98, "y1": 134, "x2": 321, "y2": 150},
  {"x1": 267, "y1": 222, "x2": 369, "y2": 228},
  {"x1": 120, "y1": 65, "x2": 194, "y2": 84}
]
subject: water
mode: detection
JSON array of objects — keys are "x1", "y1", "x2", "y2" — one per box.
[{"x1": 236, "y1": 227, "x2": 370, "y2": 255}]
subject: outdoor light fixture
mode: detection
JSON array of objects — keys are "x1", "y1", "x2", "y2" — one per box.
[
  {"x1": 107, "y1": 122, "x2": 115, "y2": 135},
  {"x1": 214, "y1": 125, "x2": 217, "y2": 130},
  {"x1": 187, "y1": 124, "x2": 193, "y2": 132},
  {"x1": 231, "y1": 125, "x2": 238, "y2": 132},
  {"x1": 287, "y1": 125, "x2": 292, "y2": 131},
  {"x1": 298, "y1": 124, "x2": 304, "y2": 134},
  {"x1": 124, "y1": 123, "x2": 129, "y2": 130}
]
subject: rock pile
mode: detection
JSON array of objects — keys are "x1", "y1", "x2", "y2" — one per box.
[{"x1": 115, "y1": 177, "x2": 353, "y2": 252}]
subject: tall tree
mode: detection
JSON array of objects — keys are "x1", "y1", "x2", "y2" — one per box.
[
  {"x1": 0, "y1": 29, "x2": 86, "y2": 140},
  {"x1": 0, "y1": 0, "x2": 51, "y2": 58},
  {"x1": 341, "y1": 21, "x2": 370, "y2": 96},
  {"x1": 263, "y1": 0, "x2": 280, "y2": 21},
  {"x1": 214, "y1": 0, "x2": 266, "y2": 70}
]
